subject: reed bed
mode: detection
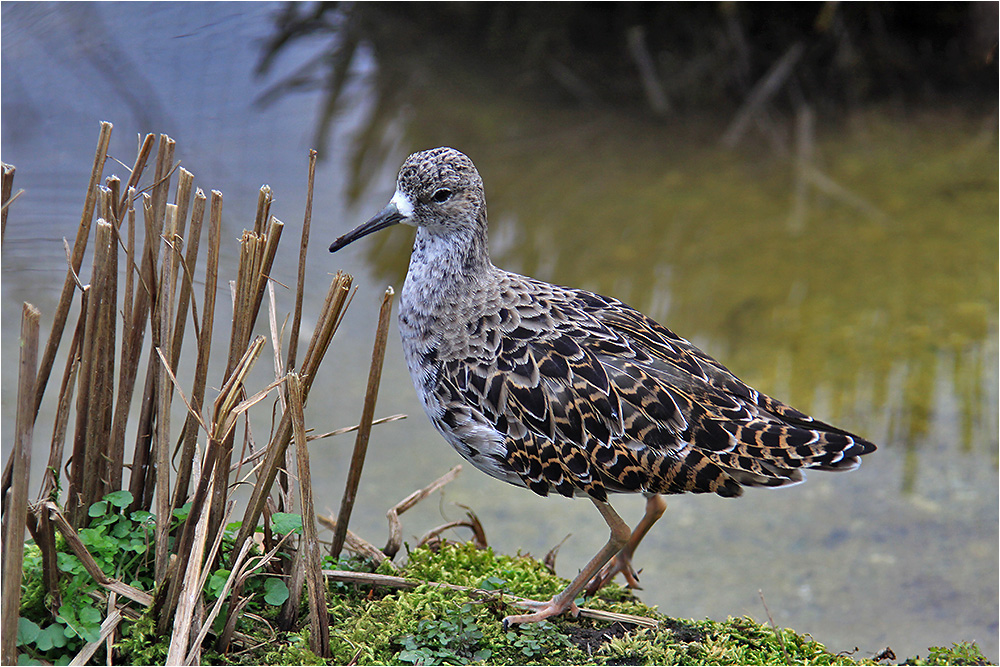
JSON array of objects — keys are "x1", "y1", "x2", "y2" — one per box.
[{"x1": 0, "y1": 123, "x2": 399, "y2": 664}]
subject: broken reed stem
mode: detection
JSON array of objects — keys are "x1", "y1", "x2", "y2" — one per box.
[
  {"x1": 1, "y1": 303, "x2": 40, "y2": 666},
  {"x1": 229, "y1": 272, "x2": 353, "y2": 573},
  {"x1": 122, "y1": 191, "x2": 164, "y2": 514},
  {"x1": 160, "y1": 335, "x2": 269, "y2": 635},
  {"x1": 173, "y1": 190, "x2": 221, "y2": 509},
  {"x1": 721, "y1": 42, "x2": 805, "y2": 148},
  {"x1": 155, "y1": 204, "x2": 182, "y2": 582},
  {"x1": 287, "y1": 149, "x2": 318, "y2": 371},
  {"x1": 66, "y1": 287, "x2": 93, "y2": 524},
  {"x1": 2, "y1": 162, "x2": 16, "y2": 243},
  {"x1": 210, "y1": 216, "x2": 282, "y2": 540},
  {"x1": 289, "y1": 373, "x2": 331, "y2": 657},
  {"x1": 330, "y1": 286, "x2": 394, "y2": 559},
  {"x1": 78, "y1": 221, "x2": 116, "y2": 518},
  {"x1": 165, "y1": 474, "x2": 213, "y2": 666},
  {"x1": 33, "y1": 120, "x2": 112, "y2": 419}
]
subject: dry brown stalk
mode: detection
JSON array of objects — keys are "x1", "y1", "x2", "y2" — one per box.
[
  {"x1": 330, "y1": 285, "x2": 395, "y2": 559},
  {"x1": 126, "y1": 191, "x2": 167, "y2": 515},
  {"x1": 148, "y1": 134, "x2": 176, "y2": 238},
  {"x1": 78, "y1": 221, "x2": 117, "y2": 516},
  {"x1": 40, "y1": 501, "x2": 153, "y2": 607},
  {"x1": 165, "y1": 469, "x2": 213, "y2": 665},
  {"x1": 228, "y1": 272, "x2": 353, "y2": 584},
  {"x1": 1, "y1": 161, "x2": 17, "y2": 242},
  {"x1": 253, "y1": 185, "x2": 273, "y2": 236},
  {"x1": 66, "y1": 284, "x2": 93, "y2": 524},
  {"x1": 1, "y1": 303, "x2": 41, "y2": 665},
  {"x1": 317, "y1": 514, "x2": 392, "y2": 568},
  {"x1": 287, "y1": 149, "x2": 318, "y2": 371},
  {"x1": 384, "y1": 465, "x2": 463, "y2": 559},
  {"x1": 289, "y1": 372, "x2": 331, "y2": 657},
  {"x1": 414, "y1": 508, "x2": 489, "y2": 552},
  {"x1": 156, "y1": 203, "x2": 182, "y2": 581},
  {"x1": 306, "y1": 412, "x2": 407, "y2": 441},
  {"x1": 68, "y1": 607, "x2": 124, "y2": 667},
  {"x1": 33, "y1": 121, "x2": 112, "y2": 419},
  {"x1": 172, "y1": 189, "x2": 221, "y2": 509},
  {"x1": 159, "y1": 335, "x2": 271, "y2": 634}
]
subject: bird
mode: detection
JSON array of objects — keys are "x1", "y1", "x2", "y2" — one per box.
[{"x1": 329, "y1": 146, "x2": 876, "y2": 627}]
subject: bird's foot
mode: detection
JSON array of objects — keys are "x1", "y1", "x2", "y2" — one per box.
[
  {"x1": 584, "y1": 552, "x2": 642, "y2": 595},
  {"x1": 502, "y1": 596, "x2": 580, "y2": 629}
]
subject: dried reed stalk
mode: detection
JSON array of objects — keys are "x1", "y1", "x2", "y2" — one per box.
[
  {"x1": 165, "y1": 470, "x2": 212, "y2": 665},
  {"x1": 1, "y1": 162, "x2": 18, "y2": 243},
  {"x1": 77, "y1": 221, "x2": 116, "y2": 517},
  {"x1": 286, "y1": 150, "x2": 317, "y2": 371},
  {"x1": 158, "y1": 335, "x2": 272, "y2": 634},
  {"x1": 330, "y1": 285, "x2": 394, "y2": 559},
  {"x1": 172, "y1": 190, "x2": 221, "y2": 509},
  {"x1": 228, "y1": 272, "x2": 353, "y2": 574},
  {"x1": 289, "y1": 372, "x2": 330, "y2": 657},
  {"x1": 155, "y1": 203, "x2": 182, "y2": 581},
  {"x1": 33, "y1": 121, "x2": 111, "y2": 418},
  {"x1": 1, "y1": 303, "x2": 40, "y2": 665}
]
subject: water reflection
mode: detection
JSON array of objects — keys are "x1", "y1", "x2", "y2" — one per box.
[
  {"x1": 1, "y1": 3, "x2": 996, "y2": 661},
  {"x1": 260, "y1": 3, "x2": 998, "y2": 465}
]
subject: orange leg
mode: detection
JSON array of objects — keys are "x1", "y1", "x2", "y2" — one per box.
[
  {"x1": 584, "y1": 494, "x2": 666, "y2": 595},
  {"x1": 502, "y1": 498, "x2": 630, "y2": 627}
]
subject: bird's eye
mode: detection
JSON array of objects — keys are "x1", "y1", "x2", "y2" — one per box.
[{"x1": 431, "y1": 188, "x2": 453, "y2": 203}]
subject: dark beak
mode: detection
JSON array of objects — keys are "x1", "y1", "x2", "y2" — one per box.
[{"x1": 329, "y1": 202, "x2": 407, "y2": 253}]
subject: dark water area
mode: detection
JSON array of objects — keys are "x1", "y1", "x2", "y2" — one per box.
[{"x1": 2, "y1": 3, "x2": 997, "y2": 662}]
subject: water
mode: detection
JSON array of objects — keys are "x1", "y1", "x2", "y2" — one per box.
[{"x1": 2, "y1": 4, "x2": 996, "y2": 661}]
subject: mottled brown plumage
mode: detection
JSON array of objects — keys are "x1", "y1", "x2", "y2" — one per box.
[{"x1": 330, "y1": 147, "x2": 876, "y2": 626}]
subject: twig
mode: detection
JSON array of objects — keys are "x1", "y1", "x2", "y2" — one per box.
[
  {"x1": 40, "y1": 501, "x2": 153, "y2": 607},
  {"x1": 165, "y1": 468, "x2": 213, "y2": 665},
  {"x1": 384, "y1": 465, "x2": 462, "y2": 558},
  {"x1": 759, "y1": 589, "x2": 791, "y2": 665},
  {"x1": 227, "y1": 271, "x2": 353, "y2": 620},
  {"x1": 307, "y1": 413, "x2": 407, "y2": 440},
  {"x1": 1, "y1": 162, "x2": 17, "y2": 243},
  {"x1": 173, "y1": 189, "x2": 222, "y2": 508},
  {"x1": 317, "y1": 514, "x2": 393, "y2": 569}
]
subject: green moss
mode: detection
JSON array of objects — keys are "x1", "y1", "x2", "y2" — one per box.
[{"x1": 18, "y1": 530, "x2": 993, "y2": 665}]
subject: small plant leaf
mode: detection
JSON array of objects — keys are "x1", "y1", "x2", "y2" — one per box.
[
  {"x1": 263, "y1": 577, "x2": 290, "y2": 605},
  {"x1": 271, "y1": 512, "x2": 302, "y2": 535},
  {"x1": 16, "y1": 617, "x2": 40, "y2": 646},
  {"x1": 105, "y1": 490, "x2": 133, "y2": 507}
]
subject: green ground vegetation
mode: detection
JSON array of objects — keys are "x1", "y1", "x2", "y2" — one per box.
[{"x1": 15, "y1": 494, "x2": 991, "y2": 665}]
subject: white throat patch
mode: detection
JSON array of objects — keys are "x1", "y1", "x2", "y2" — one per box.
[{"x1": 390, "y1": 189, "x2": 415, "y2": 220}]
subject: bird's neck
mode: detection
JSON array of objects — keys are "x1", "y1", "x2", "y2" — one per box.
[{"x1": 401, "y1": 220, "x2": 495, "y2": 319}]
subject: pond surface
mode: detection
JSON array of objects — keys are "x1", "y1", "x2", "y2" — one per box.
[{"x1": 2, "y1": 3, "x2": 996, "y2": 661}]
